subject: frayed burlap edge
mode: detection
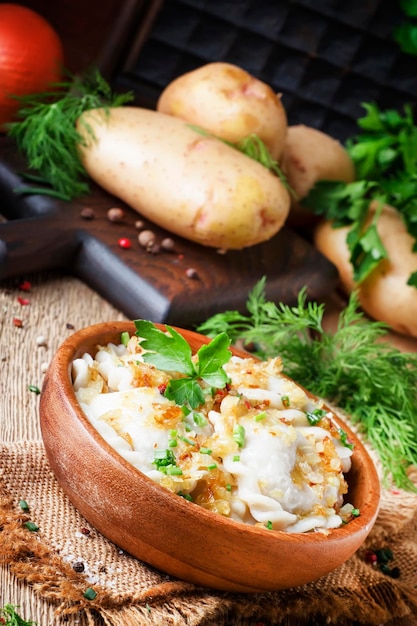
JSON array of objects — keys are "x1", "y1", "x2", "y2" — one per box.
[{"x1": 1, "y1": 442, "x2": 417, "y2": 626}]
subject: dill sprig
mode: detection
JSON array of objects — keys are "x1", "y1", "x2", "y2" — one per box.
[
  {"x1": 188, "y1": 125, "x2": 294, "y2": 195},
  {"x1": 197, "y1": 278, "x2": 417, "y2": 491},
  {"x1": 6, "y1": 69, "x2": 134, "y2": 199}
]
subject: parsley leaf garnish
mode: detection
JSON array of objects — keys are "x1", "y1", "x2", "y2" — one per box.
[
  {"x1": 134, "y1": 320, "x2": 231, "y2": 409},
  {"x1": 198, "y1": 278, "x2": 417, "y2": 491}
]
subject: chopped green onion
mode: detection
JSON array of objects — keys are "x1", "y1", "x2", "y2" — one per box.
[
  {"x1": 164, "y1": 465, "x2": 183, "y2": 476},
  {"x1": 339, "y1": 428, "x2": 355, "y2": 450},
  {"x1": 207, "y1": 463, "x2": 217, "y2": 470},
  {"x1": 120, "y1": 331, "x2": 130, "y2": 346},
  {"x1": 232, "y1": 455, "x2": 240, "y2": 462},
  {"x1": 226, "y1": 483, "x2": 232, "y2": 491},
  {"x1": 192, "y1": 412, "x2": 208, "y2": 427},
  {"x1": 233, "y1": 424, "x2": 246, "y2": 448},
  {"x1": 255, "y1": 411, "x2": 267, "y2": 421},
  {"x1": 281, "y1": 395, "x2": 290, "y2": 408},
  {"x1": 306, "y1": 408, "x2": 327, "y2": 425},
  {"x1": 199, "y1": 447, "x2": 212, "y2": 454},
  {"x1": 168, "y1": 439, "x2": 177, "y2": 448},
  {"x1": 153, "y1": 449, "x2": 176, "y2": 469},
  {"x1": 351, "y1": 508, "x2": 360, "y2": 517},
  {"x1": 179, "y1": 435, "x2": 196, "y2": 446},
  {"x1": 178, "y1": 491, "x2": 193, "y2": 501},
  {"x1": 266, "y1": 521, "x2": 273, "y2": 530}
]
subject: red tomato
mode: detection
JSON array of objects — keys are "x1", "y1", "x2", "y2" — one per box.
[{"x1": 0, "y1": 3, "x2": 64, "y2": 130}]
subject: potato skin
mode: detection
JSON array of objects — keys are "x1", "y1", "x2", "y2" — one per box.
[
  {"x1": 77, "y1": 107, "x2": 290, "y2": 250},
  {"x1": 314, "y1": 203, "x2": 417, "y2": 337},
  {"x1": 281, "y1": 125, "x2": 355, "y2": 227},
  {"x1": 157, "y1": 62, "x2": 288, "y2": 160}
]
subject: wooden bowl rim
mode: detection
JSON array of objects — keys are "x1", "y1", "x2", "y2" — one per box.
[{"x1": 43, "y1": 320, "x2": 381, "y2": 545}]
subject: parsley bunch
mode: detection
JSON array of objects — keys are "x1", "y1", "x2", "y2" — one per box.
[
  {"x1": 134, "y1": 320, "x2": 231, "y2": 409},
  {"x1": 303, "y1": 102, "x2": 417, "y2": 287},
  {"x1": 197, "y1": 279, "x2": 417, "y2": 491}
]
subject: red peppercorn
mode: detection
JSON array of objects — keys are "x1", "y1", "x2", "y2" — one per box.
[
  {"x1": 364, "y1": 551, "x2": 378, "y2": 565},
  {"x1": 118, "y1": 237, "x2": 131, "y2": 249}
]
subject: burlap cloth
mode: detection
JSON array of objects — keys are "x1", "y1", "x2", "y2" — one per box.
[{"x1": 1, "y1": 272, "x2": 417, "y2": 625}]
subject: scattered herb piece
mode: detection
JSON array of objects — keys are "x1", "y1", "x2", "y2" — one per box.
[
  {"x1": 83, "y1": 587, "x2": 97, "y2": 601},
  {"x1": 19, "y1": 500, "x2": 30, "y2": 512},
  {"x1": 266, "y1": 521, "x2": 273, "y2": 530},
  {"x1": 306, "y1": 408, "x2": 327, "y2": 426},
  {"x1": 27, "y1": 385, "x2": 40, "y2": 395},
  {"x1": 153, "y1": 449, "x2": 176, "y2": 469},
  {"x1": 339, "y1": 428, "x2": 355, "y2": 450},
  {"x1": 197, "y1": 278, "x2": 417, "y2": 491},
  {"x1": 233, "y1": 424, "x2": 246, "y2": 448},
  {"x1": 0, "y1": 604, "x2": 37, "y2": 625},
  {"x1": 178, "y1": 435, "x2": 196, "y2": 446},
  {"x1": 207, "y1": 463, "x2": 218, "y2": 470},
  {"x1": 178, "y1": 491, "x2": 193, "y2": 501},
  {"x1": 7, "y1": 69, "x2": 134, "y2": 199},
  {"x1": 134, "y1": 320, "x2": 231, "y2": 409},
  {"x1": 17, "y1": 297, "x2": 30, "y2": 306},
  {"x1": 281, "y1": 395, "x2": 290, "y2": 408},
  {"x1": 199, "y1": 447, "x2": 212, "y2": 454},
  {"x1": 24, "y1": 521, "x2": 39, "y2": 532},
  {"x1": 120, "y1": 331, "x2": 130, "y2": 346},
  {"x1": 13, "y1": 318, "x2": 23, "y2": 328}
]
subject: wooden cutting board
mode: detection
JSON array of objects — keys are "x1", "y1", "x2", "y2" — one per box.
[{"x1": 0, "y1": 136, "x2": 338, "y2": 326}]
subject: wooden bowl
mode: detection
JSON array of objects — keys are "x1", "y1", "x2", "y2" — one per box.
[{"x1": 39, "y1": 322, "x2": 381, "y2": 592}]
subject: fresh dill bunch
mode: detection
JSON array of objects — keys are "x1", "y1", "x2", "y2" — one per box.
[
  {"x1": 197, "y1": 278, "x2": 417, "y2": 491},
  {"x1": 7, "y1": 68, "x2": 134, "y2": 199}
]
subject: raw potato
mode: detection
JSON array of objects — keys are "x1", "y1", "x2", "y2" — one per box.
[
  {"x1": 314, "y1": 203, "x2": 417, "y2": 337},
  {"x1": 281, "y1": 125, "x2": 355, "y2": 226},
  {"x1": 157, "y1": 62, "x2": 288, "y2": 160},
  {"x1": 77, "y1": 107, "x2": 290, "y2": 250}
]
